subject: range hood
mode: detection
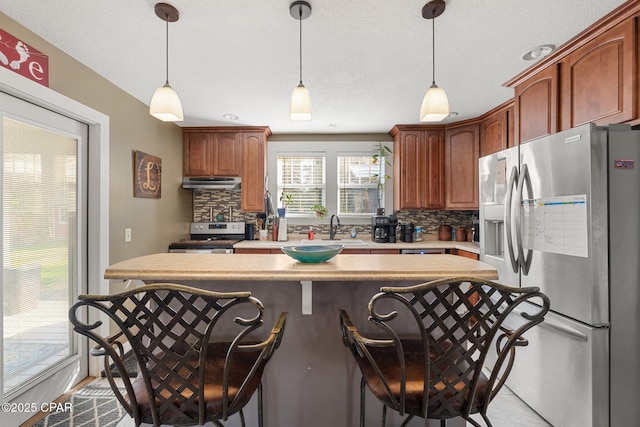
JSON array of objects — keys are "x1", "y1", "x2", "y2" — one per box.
[{"x1": 182, "y1": 177, "x2": 241, "y2": 190}]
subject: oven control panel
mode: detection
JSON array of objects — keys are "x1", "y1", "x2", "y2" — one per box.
[{"x1": 190, "y1": 222, "x2": 246, "y2": 235}]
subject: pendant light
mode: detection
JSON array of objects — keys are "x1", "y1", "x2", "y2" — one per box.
[
  {"x1": 419, "y1": 0, "x2": 450, "y2": 122},
  {"x1": 150, "y1": 2, "x2": 184, "y2": 122},
  {"x1": 289, "y1": 1, "x2": 312, "y2": 121}
]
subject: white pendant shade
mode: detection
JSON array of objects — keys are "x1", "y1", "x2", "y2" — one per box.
[
  {"x1": 419, "y1": 83, "x2": 450, "y2": 122},
  {"x1": 150, "y1": 83, "x2": 184, "y2": 122},
  {"x1": 290, "y1": 83, "x2": 312, "y2": 121}
]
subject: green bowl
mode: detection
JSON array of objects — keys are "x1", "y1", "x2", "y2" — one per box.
[{"x1": 281, "y1": 244, "x2": 344, "y2": 263}]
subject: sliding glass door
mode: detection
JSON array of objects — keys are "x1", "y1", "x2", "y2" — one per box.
[{"x1": 1, "y1": 91, "x2": 88, "y2": 409}]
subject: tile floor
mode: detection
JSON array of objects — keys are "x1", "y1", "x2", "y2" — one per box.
[{"x1": 468, "y1": 386, "x2": 552, "y2": 427}]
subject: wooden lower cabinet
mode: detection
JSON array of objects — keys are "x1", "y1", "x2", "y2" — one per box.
[
  {"x1": 449, "y1": 248, "x2": 480, "y2": 260},
  {"x1": 369, "y1": 249, "x2": 400, "y2": 254},
  {"x1": 342, "y1": 249, "x2": 369, "y2": 254},
  {"x1": 449, "y1": 247, "x2": 481, "y2": 305},
  {"x1": 235, "y1": 248, "x2": 400, "y2": 254},
  {"x1": 234, "y1": 248, "x2": 281, "y2": 254}
]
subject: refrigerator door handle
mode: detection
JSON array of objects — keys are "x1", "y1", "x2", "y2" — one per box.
[
  {"x1": 516, "y1": 163, "x2": 534, "y2": 275},
  {"x1": 505, "y1": 165, "x2": 520, "y2": 273},
  {"x1": 514, "y1": 307, "x2": 589, "y2": 342}
]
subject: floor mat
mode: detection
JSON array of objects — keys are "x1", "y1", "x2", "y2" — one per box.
[
  {"x1": 101, "y1": 350, "x2": 139, "y2": 378},
  {"x1": 31, "y1": 379, "x2": 125, "y2": 427}
]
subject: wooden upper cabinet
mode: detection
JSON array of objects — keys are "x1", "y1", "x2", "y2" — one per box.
[
  {"x1": 424, "y1": 131, "x2": 445, "y2": 208},
  {"x1": 212, "y1": 133, "x2": 242, "y2": 176},
  {"x1": 183, "y1": 126, "x2": 271, "y2": 212},
  {"x1": 393, "y1": 129, "x2": 422, "y2": 210},
  {"x1": 560, "y1": 18, "x2": 636, "y2": 129},
  {"x1": 183, "y1": 132, "x2": 213, "y2": 177},
  {"x1": 480, "y1": 103, "x2": 514, "y2": 157},
  {"x1": 183, "y1": 128, "x2": 246, "y2": 178},
  {"x1": 241, "y1": 132, "x2": 268, "y2": 212},
  {"x1": 514, "y1": 65, "x2": 559, "y2": 144},
  {"x1": 390, "y1": 126, "x2": 445, "y2": 210},
  {"x1": 445, "y1": 124, "x2": 479, "y2": 210},
  {"x1": 506, "y1": 3, "x2": 640, "y2": 138}
]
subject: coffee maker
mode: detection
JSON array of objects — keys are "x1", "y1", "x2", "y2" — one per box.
[
  {"x1": 372, "y1": 216, "x2": 391, "y2": 243},
  {"x1": 388, "y1": 214, "x2": 398, "y2": 243}
]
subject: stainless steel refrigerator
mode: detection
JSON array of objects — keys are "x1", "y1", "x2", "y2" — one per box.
[{"x1": 479, "y1": 123, "x2": 640, "y2": 427}]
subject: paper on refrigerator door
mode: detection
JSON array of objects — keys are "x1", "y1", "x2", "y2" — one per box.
[{"x1": 521, "y1": 194, "x2": 588, "y2": 258}]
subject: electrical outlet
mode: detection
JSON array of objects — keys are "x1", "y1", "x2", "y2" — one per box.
[{"x1": 125, "y1": 228, "x2": 132, "y2": 242}]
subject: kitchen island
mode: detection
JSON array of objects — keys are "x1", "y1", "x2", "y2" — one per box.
[
  {"x1": 104, "y1": 252, "x2": 491, "y2": 281},
  {"x1": 105, "y1": 253, "x2": 497, "y2": 427}
]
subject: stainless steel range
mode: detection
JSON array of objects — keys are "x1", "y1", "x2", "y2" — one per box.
[{"x1": 168, "y1": 222, "x2": 246, "y2": 253}]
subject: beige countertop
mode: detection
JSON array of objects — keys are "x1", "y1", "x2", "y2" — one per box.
[
  {"x1": 104, "y1": 253, "x2": 495, "y2": 282},
  {"x1": 234, "y1": 236, "x2": 480, "y2": 254}
]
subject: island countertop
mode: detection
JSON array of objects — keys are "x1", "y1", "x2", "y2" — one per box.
[{"x1": 104, "y1": 253, "x2": 497, "y2": 282}]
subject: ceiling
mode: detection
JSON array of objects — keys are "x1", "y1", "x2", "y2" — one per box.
[{"x1": 1, "y1": 0, "x2": 629, "y2": 134}]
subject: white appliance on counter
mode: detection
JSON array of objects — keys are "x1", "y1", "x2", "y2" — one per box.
[
  {"x1": 168, "y1": 222, "x2": 246, "y2": 253},
  {"x1": 479, "y1": 123, "x2": 640, "y2": 427},
  {"x1": 278, "y1": 217, "x2": 289, "y2": 241}
]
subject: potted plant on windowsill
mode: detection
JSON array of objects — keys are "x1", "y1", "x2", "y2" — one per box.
[
  {"x1": 278, "y1": 192, "x2": 293, "y2": 217},
  {"x1": 372, "y1": 142, "x2": 392, "y2": 215},
  {"x1": 311, "y1": 204, "x2": 328, "y2": 218}
]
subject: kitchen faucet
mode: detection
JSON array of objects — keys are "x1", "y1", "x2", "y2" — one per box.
[{"x1": 330, "y1": 214, "x2": 341, "y2": 240}]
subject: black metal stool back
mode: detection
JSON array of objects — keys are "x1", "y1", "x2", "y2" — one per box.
[
  {"x1": 340, "y1": 276, "x2": 549, "y2": 427},
  {"x1": 69, "y1": 283, "x2": 287, "y2": 427}
]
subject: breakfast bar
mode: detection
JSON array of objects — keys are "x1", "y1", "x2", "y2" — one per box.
[
  {"x1": 104, "y1": 253, "x2": 497, "y2": 427},
  {"x1": 104, "y1": 253, "x2": 497, "y2": 314}
]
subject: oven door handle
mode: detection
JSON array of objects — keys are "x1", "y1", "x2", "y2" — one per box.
[{"x1": 169, "y1": 248, "x2": 233, "y2": 254}]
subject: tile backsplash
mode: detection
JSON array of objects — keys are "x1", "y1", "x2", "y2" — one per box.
[{"x1": 192, "y1": 190, "x2": 477, "y2": 240}]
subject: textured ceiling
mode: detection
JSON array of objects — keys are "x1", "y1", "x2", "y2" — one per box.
[{"x1": 0, "y1": 0, "x2": 629, "y2": 133}]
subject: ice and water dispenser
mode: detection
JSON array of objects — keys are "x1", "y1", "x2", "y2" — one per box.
[{"x1": 482, "y1": 204, "x2": 504, "y2": 258}]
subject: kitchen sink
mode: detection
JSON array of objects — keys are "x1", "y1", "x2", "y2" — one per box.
[{"x1": 299, "y1": 238, "x2": 367, "y2": 246}]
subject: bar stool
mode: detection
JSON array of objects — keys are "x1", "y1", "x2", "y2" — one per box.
[
  {"x1": 339, "y1": 276, "x2": 549, "y2": 427},
  {"x1": 69, "y1": 283, "x2": 287, "y2": 427}
]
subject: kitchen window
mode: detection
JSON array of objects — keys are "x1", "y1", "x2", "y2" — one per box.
[
  {"x1": 337, "y1": 154, "x2": 379, "y2": 215},
  {"x1": 277, "y1": 154, "x2": 325, "y2": 214},
  {"x1": 268, "y1": 141, "x2": 392, "y2": 225}
]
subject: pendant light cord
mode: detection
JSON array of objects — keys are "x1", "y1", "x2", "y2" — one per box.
[
  {"x1": 165, "y1": 16, "x2": 170, "y2": 85},
  {"x1": 431, "y1": 16, "x2": 436, "y2": 85},
  {"x1": 298, "y1": 7, "x2": 303, "y2": 85}
]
